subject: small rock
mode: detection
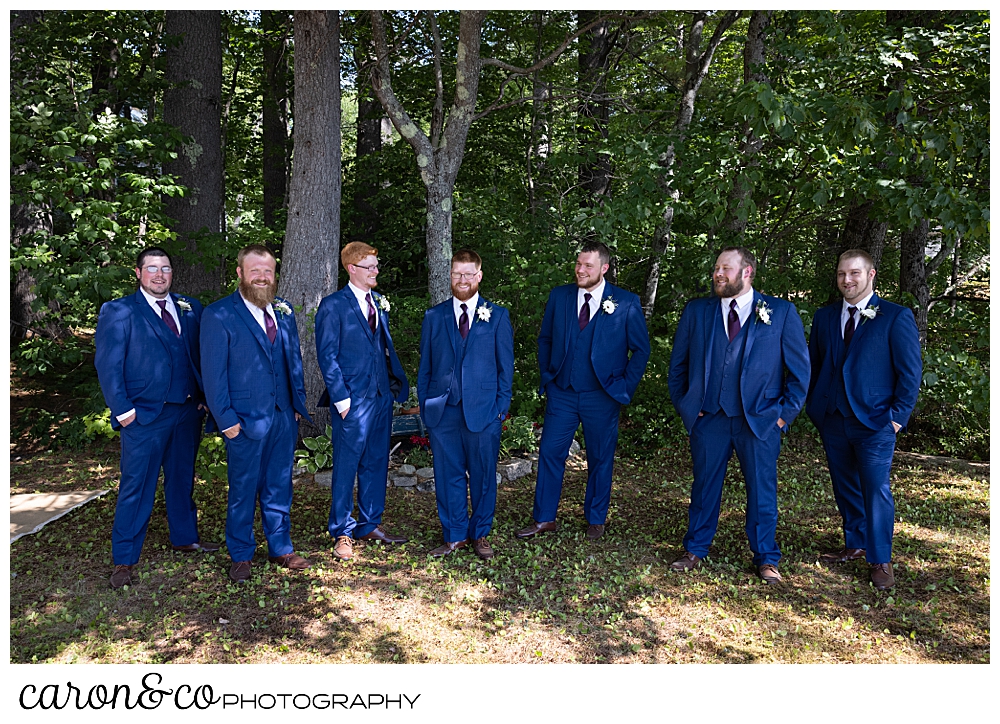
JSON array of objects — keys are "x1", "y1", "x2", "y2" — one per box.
[
  {"x1": 398, "y1": 464, "x2": 417, "y2": 476},
  {"x1": 499, "y1": 458, "x2": 533, "y2": 481},
  {"x1": 525, "y1": 452, "x2": 540, "y2": 472},
  {"x1": 569, "y1": 440, "x2": 581, "y2": 456},
  {"x1": 393, "y1": 476, "x2": 418, "y2": 488},
  {"x1": 314, "y1": 471, "x2": 332, "y2": 488},
  {"x1": 416, "y1": 480, "x2": 435, "y2": 493},
  {"x1": 496, "y1": 472, "x2": 502, "y2": 486},
  {"x1": 416, "y1": 467, "x2": 435, "y2": 480}
]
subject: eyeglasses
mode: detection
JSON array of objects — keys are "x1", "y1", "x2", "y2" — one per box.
[
  {"x1": 142, "y1": 266, "x2": 172, "y2": 274},
  {"x1": 450, "y1": 272, "x2": 479, "y2": 280},
  {"x1": 353, "y1": 263, "x2": 380, "y2": 272}
]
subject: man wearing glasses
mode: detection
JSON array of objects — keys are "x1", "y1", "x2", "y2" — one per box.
[
  {"x1": 315, "y1": 241, "x2": 410, "y2": 561},
  {"x1": 95, "y1": 247, "x2": 218, "y2": 589}
]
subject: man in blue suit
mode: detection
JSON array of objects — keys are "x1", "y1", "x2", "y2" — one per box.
[
  {"x1": 316, "y1": 241, "x2": 410, "y2": 561},
  {"x1": 667, "y1": 247, "x2": 809, "y2": 583},
  {"x1": 516, "y1": 241, "x2": 650, "y2": 542},
  {"x1": 95, "y1": 247, "x2": 218, "y2": 589},
  {"x1": 417, "y1": 249, "x2": 514, "y2": 559},
  {"x1": 807, "y1": 249, "x2": 922, "y2": 590},
  {"x1": 200, "y1": 244, "x2": 313, "y2": 582}
]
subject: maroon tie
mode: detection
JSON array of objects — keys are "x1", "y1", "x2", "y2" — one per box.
[
  {"x1": 156, "y1": 300, "x2": 180, "y2": 336},
  {"x1": 264, "y1": 311, "x2": 277, "y2": 344},
  {"x1": 844, "y1": 306, "x2": 857, "y2": 347},
  {"x1": 727, "y1": 299, "x2": 740, "y2": 343},
  {"x1": 579, "y1": 293, "x2": 592, "y2": 331},
  {"x1": 459, "y1": 303, "x2": 469, "y2": 339},
  {"x1": 366, "y1": 293, "x2": 377, "y2": 334}
]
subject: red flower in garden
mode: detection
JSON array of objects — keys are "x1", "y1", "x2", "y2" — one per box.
[{"x1": 409, "y1": 435, "x2": 430, "y2": 450}]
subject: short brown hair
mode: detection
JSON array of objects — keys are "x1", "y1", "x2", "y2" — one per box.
[
  {"x1": 341, "y1": 241, "x2": 378, "y2": 269},
  {"x1": 718, "y1": 245, "x2": 757, "y2": 281},
  {"x1": 839, "y1": 248, "x2": 875, "y2": 270},
  {"x1": 237, "y1": 244, "x2": 276, "y2": 267},
  {"x1": 451, "y1": 248, "x2": 482, "y2": 269},
  {"x1": 579, "y1": 240, "x2": 611, "y2": 267}
]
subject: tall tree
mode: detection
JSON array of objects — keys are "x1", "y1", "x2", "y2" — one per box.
[
  {"x1": 262, "y1": 10, "x2": 290, "y2": 234},
  {"x1": 163, "y1": 10, "x2": 225, "y2": 297},
  {"x1": 278, "y1": 10, "x2": 341, "y2": 434},
  {"x1": 577, "y1": 10, "x2": 616, "y2": 209},
  {"x1": 350, "y1": 14, "x2": 384, "y2": 245}
]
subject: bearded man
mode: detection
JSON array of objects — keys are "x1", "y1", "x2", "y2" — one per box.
[
  {"x1": 516, "y1": 241, "x2": 650, "y2": 543},
  {"x1": 200, "y1": 244, "x2": 313, "y2": 582},
  {"x1": 416, "y1": 249, "x2": 514, "y2": 558}
]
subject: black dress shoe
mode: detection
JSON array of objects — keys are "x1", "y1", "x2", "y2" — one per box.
[
  {"x1": 358, "y1": 526, "x2": 408, "y2": 544},
  {"x1": 514, "y1": 521, "x2": 557, "y2": 539},
  {"x1": 172, "y1": 541, "x2": 221, "y2": 553},
  {"x1": 110, "y1": 565, "x2": 134, "y2": 589},
  {"x1": 428, "y1": 540, "x2": 468, "y2": 557},
  {"x1": 819, "y1": 547, "x2": 865, "y2": 563},
  {"x1": 585, "y1": 524, "x2": 605, "y2": 541}
]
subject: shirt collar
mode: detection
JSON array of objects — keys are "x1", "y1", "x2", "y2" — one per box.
[
  {"x1": 140, "y1": 287, "x2": 171, "y2": 307},
  {"x1": 843, "y1": 291, "x2": 875, "y2": 313},
  {"x1": 453, "y1": 292, "x2": 479, "y2": 313},
  {"x1": 347, "y1": 281, "x2": 374, "y2": 305},
  {"x1": 239, "y1": 292, "x2": 273, "y2": 319},
  {"x1": 579, "y1": 279, "x2": 606, "y2": 301},
  {"x1": 722, "y1": 286, "x2": 755, "y2": 309}
]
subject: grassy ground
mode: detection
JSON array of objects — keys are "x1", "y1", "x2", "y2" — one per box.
[{"x1": 9, "y1": 428, "x2": 989, "y2": 664}]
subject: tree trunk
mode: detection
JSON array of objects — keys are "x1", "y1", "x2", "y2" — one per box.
[
  {"x1": 642, "y1": 10, "x2": 741, "y2": 319},
  {"x1": 577, "y1": 10, "x2": 614, "y2": 207},
  {"x1": 899, "y1": 217, "x2": 930, "y2": 346},
  {"x1": 839, "y1": 199, "x2": 888, "y2": 269},
  {"x1": 351, "y1": 40, "x2": 383, "y2": 244},
  {"x1": 278, "y1": 10, "x2": 341, "y2": 436},
  {"x1": 163, "y1": 10, "x2": 225, "y2": 298},
  {"x1": 528, "y1": 10, "x2": 552, "y2": 219},
  {"x1": 262, "y1": 10, "x2": 289, "y2": 235}
]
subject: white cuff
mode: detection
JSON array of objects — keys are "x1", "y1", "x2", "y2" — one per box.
[
  {"x1": 116, "y1": 409, "x2": 136, "y2": 423},
  {"x1": 334, "y1": 398, "x2": 350, "y2": 414}
]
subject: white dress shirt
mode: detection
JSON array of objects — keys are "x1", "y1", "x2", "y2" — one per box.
[
  {"x1": 576, "y1": 279, "x2": 605, "y2": 322},
  {"x1": 240, "y1": 293, "x2": 277, "y2": 334},
  {"x1": 452, "y1": 292, "x2": 480, "y2": 329},
  {"x1": 720, "y1": 286, "x2": 755, "y2": 337},
  {"x1": 335, "y1": 282, "x2": 380, "y2": 414},
  {"x1": 117, "y1": 289, "x2": 183, "y2": 423},
  {"x1": 841, "y1": 291, "x2": 875, "y2": 338}
]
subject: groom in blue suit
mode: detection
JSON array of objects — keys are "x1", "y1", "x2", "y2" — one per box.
[
  {"x1": 201, "y1": 244, "x2": 313, "y2": 582},
  {"x1": 95, "y1": 247, "x2": 218, "y2": 589},
  {"x1": 316, "y1": 241, "x2": 409, "y2": 562},
  {"x1": 668, "y1": 247, "x2": 809, "y2": 583},
  {"x1": 516, "y1": 241, "x2": 650, "y2": 542},
  {"x1": 417, "y1": 249, "x2": 514, "y2": 559},
  {"x1": 807, "y1": 249, "x2": 922, "y2": 590}
]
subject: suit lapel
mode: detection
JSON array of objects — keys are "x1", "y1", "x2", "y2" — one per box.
[
  {"x1": 703, "y1": 298, "x2": 718, "y2": 390},
  {"x1": 133, "y1": 290, "x2": 173, "y2": 351},
  {"x1": 846, "y1": 293, "x2": 879, "y2": 357},
  {"x1": 232, "y1": 291, "x2": 273, "y2": 357},
  {"x1": 563, "y1": 286, "x2": 576, "y2": 357},
  {"x1": 347, "y1": 286, "x2": 375, "y2": 343},
  {"x1": 173, "y1": 293, "x2": 199, "y2": 365},
  {"x1": 829, "y1": 303, "x2": 845, "y2": 362},
  {"x1": 466, "y1": 297, "x2": 490, "y2": 350},
  {"x1": 742, "y1": 291, "x2": 761, "y2": 365}
]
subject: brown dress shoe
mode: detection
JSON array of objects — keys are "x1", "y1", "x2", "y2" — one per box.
[
  {"x1": 358, "y1": 526, "x2": 408, "y2": 544},
  {"x1": 332, "y1": 536, "x2": 354, "y2": 561},
  {"x1": 870, "y1": 562, "x2": 895, "y2": 590},
  {"x1": 229, "y1": 560, "x2": 252, "y2": 583},
  {"x1": 514, "y1": 520, "x2": 558, "y2": 539},
  {"x1": 428, "y1": 540, "x2": 468, "y2": 558},
  {"x1": 819, "y1": 547, "x2": 865, "y2": 563},
  {"x1": 758, "y1": 564, "x2": 782, "y2": 584},
  {"x1": 472, "y1": 538, "x2": 494, "y2": 560},
  {"x1": 585, "y1": 524, "x2": 605, "y2": 541},
  {"x1": 268, "y1": 552, "x2": 311, "y2": 570},
  {"x1": 172, "y1": 541, "x2": 222, "y2": 553},
  {"x1": 110, "y1": 564, "x2": 134, "y2": 589},
  {"x1": 669, "y1": 552, "x2": 702, "y2": 571}
]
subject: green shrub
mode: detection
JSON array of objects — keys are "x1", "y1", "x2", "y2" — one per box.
[
  {"x1": 294, "y1": 426, "x2": 334, "y2": 473},
  {"x1": 500, "y1": 415, "x2": 538, "y2": 458},
  {"x1": 196, "y1": 434, "x2": 229, "y2": 480}
]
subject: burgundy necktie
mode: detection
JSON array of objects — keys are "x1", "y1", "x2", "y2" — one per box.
[
  {"x1": 844, "y1": 306, "x2": 857, "y2": 347},
  {"x1": 264, "y1": 311, "x2": 277, "y2": 344},
  {"x1": 727, "y1": 299, "x2": 740, "y2": 343},
  {"x1": 156, "y1": 300, "x2": 180, "y2": 336},
  {"x1": 459, "y1": 303, "x2": 469, "y2": 339},
  {"x1": 579, "y1": 293, "x2": 592, "y2": 331},
  {"x1": 366, "y1": 293, "x2": 377, "y2": 334}
]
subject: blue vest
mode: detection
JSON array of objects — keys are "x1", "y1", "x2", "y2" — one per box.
[
  {"x1": 271, "y1": 330, "x2": 293, "y2": 411},
  {"x1": 446, "y1": 321, "x2": 467, "y2": 406},
  {"x1": 164, "y1": 330, "x2": 197, "y2": 404},
  {"x1": 555, "y1": 313, "x2": 602, "y2": 393},
  {"x1": 374, "y1": 323, "x2": 391, "y2": 398},
  {"x1": 828, "y1": 346, "x2": 854, "y2": 416},
  {"x1": 702, "y1": 316, "x2": 746, "y2": 418}
]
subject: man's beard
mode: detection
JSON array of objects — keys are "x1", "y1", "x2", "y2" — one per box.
[
  {"x1": 240, "y1": 276, "x2": 277, "y2": 308},
  {"x1": 452, "y1": 280, "x2": 479, "y2": 302},
  {"x1": 714, "y1": 277, "x2": 746, "y2": 299}
]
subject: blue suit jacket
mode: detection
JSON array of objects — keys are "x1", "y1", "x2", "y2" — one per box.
[
  {"x1": 668, "y1": 291, "x2": 810, "y2": 439},
  {"x1": 806, "y1": 294, "x2": 922, "y2": 433},
  {"x1": 538, "y1": 282, "x2": 651, "y2": 404},
  {"x1": 200, "y1": 291, "x2": 311, "y2": 440},
  {"x1": 94, "y1": 290, "x2": 207, "y2": 431},
  {"x1": 314, "y1": 285, "x2": 409, "y2": 408},
  {"x1": 417, "y1": 298, "x2": 515, "y2": 432}
]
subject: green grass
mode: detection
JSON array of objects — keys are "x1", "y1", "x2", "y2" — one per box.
[{"x1": 9, "y1": 434, "x2": 989, "y2": 664}]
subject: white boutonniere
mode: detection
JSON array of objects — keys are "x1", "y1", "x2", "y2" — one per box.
[
  {"x1": 755, "y1": 299, "x2": 772, "y2": 325},
  {"x1": 601, "y1": 297, "x2": 617, "y2": 315},
  {"x1": 476, "y1": 303, "x2": 492, "y2": 322},
  {"x1": 274, "y1": 300, "x2": 293, "y2": 317},
  {"x1": 860, "y1": 305, "x2": 879, "y2": 323},
  {"x1": 175, "y1": 299, "x2": 192, "y2": 313},
  {"x1": 377, "y1": 294, "x2": 391, "y2": 312}
]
